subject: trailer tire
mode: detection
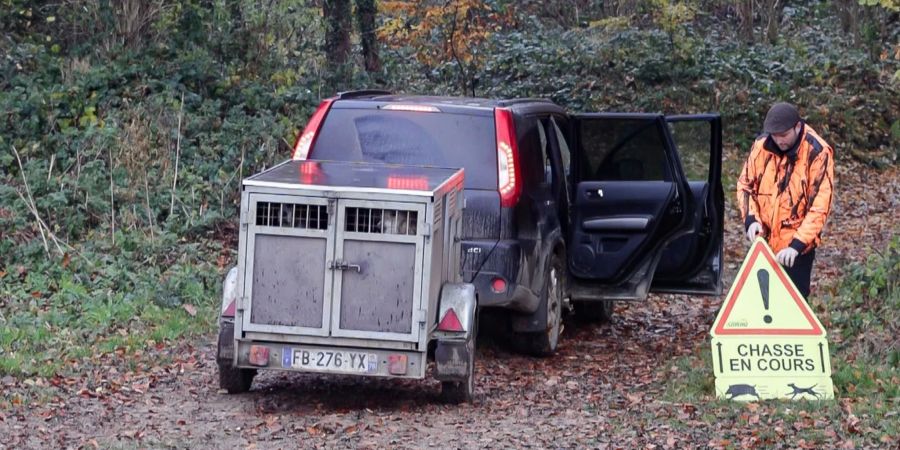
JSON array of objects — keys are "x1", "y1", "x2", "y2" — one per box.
[
  {"x1": 217, "y1": 320, "x2": 256, "y2": 394},
  {"x1": 513, "y1": 255, "x2": 564, "y2": 357},
  {"x1": 218, "y1": 362, "x2": 256, "y2": 394}
]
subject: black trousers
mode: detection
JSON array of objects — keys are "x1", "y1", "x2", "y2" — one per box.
[{"x1": 784, "y1": 249, "x2": 815, "y2": 299}]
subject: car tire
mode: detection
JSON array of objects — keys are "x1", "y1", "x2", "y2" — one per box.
[
  {"x1": 574, "y1": 299, "x2": 615, "y2": 323},
  {"x1": 513, "y1": 255, "x2": 564, "y2": 357},
  {"x1": 440, "y1": 314, "x2": 478, "y2": 404}
]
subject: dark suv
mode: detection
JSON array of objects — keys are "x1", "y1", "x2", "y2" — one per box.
[{"x1": 293, "y1": 90, "x2": 724, "y2": 356}]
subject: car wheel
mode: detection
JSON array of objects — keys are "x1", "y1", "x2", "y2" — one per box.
[
  {"x1": 574, "y1": 299, "x2": 615, "y2": 323},
  {"x1": 515, "y1": 255, "x2": 564, "y2": 357}
]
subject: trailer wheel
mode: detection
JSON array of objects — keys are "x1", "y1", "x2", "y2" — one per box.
[
  {"x1": 440, "y1": 316, "x2": 477, "y2": 404},
  {"x1": 217, "y1": 320, "x2": 256, "y2": 394},
  {"x1": 514, "y1": 255, "x2": 564, "y2": 357},
  {"x1": 218, "y1": 362, "x2": 256, "y2": 394}
]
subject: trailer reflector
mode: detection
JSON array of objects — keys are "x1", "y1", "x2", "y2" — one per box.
[
  {"x1": 248, "y1": 345, "x2": 270, "y2": 366},
  {"x1": 388, "y1": 354, "x2": 408, "y2": 375},
  {"x1": 437, "y1": 308, "x2": 464, "y2": 332}
]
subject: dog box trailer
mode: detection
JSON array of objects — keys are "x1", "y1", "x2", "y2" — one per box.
[{"x1": 216, "y1": 160, "x2": 477, "y2": 402}]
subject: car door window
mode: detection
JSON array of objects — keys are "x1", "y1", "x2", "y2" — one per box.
[
  {"x1": 579, "y1": 119, "x2": 671, "y2": 182},
  {"x1": 550, "y1": 117, "x2": 571, "y2": 187},
  {"x1": 667, "y1": 120, "x2": 711, "y2": 182},
  {"x1": 537, "y1": 118, "x2": 551, "y2": 183}
]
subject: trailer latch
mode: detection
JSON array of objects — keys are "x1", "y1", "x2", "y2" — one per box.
[{"x1": 328, "y1": 260, "x2": 361, "y2": 273}]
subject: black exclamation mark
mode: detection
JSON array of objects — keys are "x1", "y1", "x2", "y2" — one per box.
[{"x1": 758, "y1": 269, "x2": 772, "y2": 324}]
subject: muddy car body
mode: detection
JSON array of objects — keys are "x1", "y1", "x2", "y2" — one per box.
[{"x1": 284, "y1": 91, "x2": 725, "y2": 356}]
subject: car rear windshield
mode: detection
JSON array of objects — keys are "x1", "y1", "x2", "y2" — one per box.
[{"x1": 311, "y1": 108, "x2": 497, "y2": 190}]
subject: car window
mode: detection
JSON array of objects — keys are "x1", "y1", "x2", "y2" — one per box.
[
  {"x1": 578, "y1": 118, "x2": 671, "y2": 182},
  {"x1": 312, "y1": 108, "x2": 497, "y2": 190},
  {"x1": 537, "y1": 118, "x2": 551, "y2": 183},
  {"x1": 550, "y1": 117, "x2": 571, "y2": 185},
  {"x1": 668, "y1": 120, "x2": 710, "y2": 182}
]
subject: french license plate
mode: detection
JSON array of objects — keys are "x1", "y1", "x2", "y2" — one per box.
[{"x1": 282, "y1": 347, "x2": 377, "y2": 374}]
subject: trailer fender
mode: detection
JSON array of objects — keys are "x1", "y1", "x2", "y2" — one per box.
[
  {"x1": 220, "y1": 266, "x2": 239, "y2": 318},
  {"x1": 434, "y1": 283, "x2": 477, "y2": 381},
  {"x1": 218, "y1": 266, "x2": 239, "y2": 364},
  {"x1": 434, "y1": 283, "x2": 477, "y2": 341}
]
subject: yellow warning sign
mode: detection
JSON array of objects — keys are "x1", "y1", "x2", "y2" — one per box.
[
  {"x1": 712, "y1": 337, "x2": 831, "y2": 377},
  {"x1": 710, "y1": 238, "x2": 833, "y2": 401},
  {"x1": 711, "y1": 238, "x2": 824, "y2": 337}
]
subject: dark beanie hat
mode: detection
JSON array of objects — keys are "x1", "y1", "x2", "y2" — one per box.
[{"x1": 763, "y1": 102, "x2": 801, "y2": 134}]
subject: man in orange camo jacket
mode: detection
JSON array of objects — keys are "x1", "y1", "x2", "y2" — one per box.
[{"x1": 736, "y1": 103, "x2": 835, "y2": 298}]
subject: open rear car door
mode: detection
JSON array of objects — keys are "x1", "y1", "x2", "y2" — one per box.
[
  {"x1": 567, "y1": 113, "x2": 724, "y2": 301},
  {"x1": 651, "y1": 115, "x2": 724, "y2": 295},
  {"x1": 567, "y1": 113, "x2": 696, "y2": 301}
]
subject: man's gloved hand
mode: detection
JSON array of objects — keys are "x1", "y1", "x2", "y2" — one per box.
[
  {"x1": 746, "y1": 222, "x2": 764, "y2": 242},
  {"x1": 776, "y1": 247, "x2": 799, "y2": 268}
]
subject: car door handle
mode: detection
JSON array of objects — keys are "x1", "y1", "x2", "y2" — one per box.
[{"x1": 582, "y1": 216, "x2": 650, "y2": 231}]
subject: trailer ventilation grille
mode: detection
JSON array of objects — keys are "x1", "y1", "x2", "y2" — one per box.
[
  {"x1": 447, "y1": 188, "x2": 458, "y2": 213},
  {"x1": 255, "y1": 202, "x2": 328, "y2": 230},
  {"x1": 345, "y1": 207, "x2": 418, "y2": 235},
  {"x1": 433, "y1": 196, "x2": 444, "y2": 229}
]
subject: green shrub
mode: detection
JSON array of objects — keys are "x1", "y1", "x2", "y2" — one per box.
[{"x1": 828, "y1": 235, "x2": 899, "y2": 366}]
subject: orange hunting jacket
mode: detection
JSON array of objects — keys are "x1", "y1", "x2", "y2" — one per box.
[{"x1": 736, "y1": 123, "x2": 835, "y2": 254}]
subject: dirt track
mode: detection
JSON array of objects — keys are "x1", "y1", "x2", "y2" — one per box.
[
  {"x1": 5, "y1": 292, "x2": 719, "y2": 449},
  {"x1": 3, "y1": 161, "x2": 897, "y2": 449}
]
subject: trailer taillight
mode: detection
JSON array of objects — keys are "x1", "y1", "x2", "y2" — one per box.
[
  {"x1": 437, "y1": 308, "x2": 464, "y2": 332},
  {"x1": 387, "y1": 175, "x2": 429, "y2": 191},
  {"x1": 292, "y1": 98, "x2": 335, "y2": 160},
  {"x1": 495, "y1": 108, "x2": 521, "y2": 207}
]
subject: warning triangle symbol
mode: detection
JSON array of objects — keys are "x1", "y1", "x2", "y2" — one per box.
[{"x1": 711, "y1": 238, "x2": 825, "y2": 337}]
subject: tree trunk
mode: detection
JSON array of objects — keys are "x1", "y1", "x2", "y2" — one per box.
[
  {"x1": 834, "y1": 0, "x2": 866, "y2": 50},
  {"x1": 355, "y1": 0, "x2": 381, "y2": 73},
  {"x1": 738, "y1": 0, "x2": 754, "y2": 44},
  {"x1": 763, "y1": 0, "x2": 784, "y2": 45},
  {"x1": 324, "y1": 0, "x2": 352, "y2": 77}
]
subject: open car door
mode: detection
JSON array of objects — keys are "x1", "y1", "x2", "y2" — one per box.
[
  {"x1": 651, "y1": 115, "x2": 724, "y2": 295},
  {"x1": 567, "y1": 113, "x2": 695, "y2": 301}
]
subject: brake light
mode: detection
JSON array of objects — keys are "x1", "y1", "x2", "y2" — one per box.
[
  {"x1": 381, "y1": 104, "x2": 440, "y2": 113},
  {"x1": 387, "y1": 175, "x2": 429, "y2": 191},
  {"x1": 292, "y1": 98, "x2": 335, "y2": 160},
  {"x1": 437, "y1": 308, "x2": 464, "y2": 332},
  {"x1": 495, "y1": 108, "x2": 521, "y2": 207},
  {"x1": 298, "y1": 161, "x2": 323, "y2": 184}
]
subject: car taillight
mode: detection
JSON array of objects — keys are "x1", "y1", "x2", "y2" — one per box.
[
  {"x1": 437, "y1": 308, "x2": 464, "y2": 332},
  {"x1": 495, "y1": 108, "x2": 521, "y2": 207},
  {"x1": 292, "y1": 98, "x2": 335, "y2": 160}
]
